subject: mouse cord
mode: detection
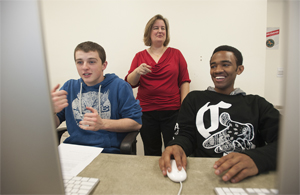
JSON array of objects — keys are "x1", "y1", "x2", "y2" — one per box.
[{"x1": 177, "y1": 181, "x2": 183, "y2": 195}]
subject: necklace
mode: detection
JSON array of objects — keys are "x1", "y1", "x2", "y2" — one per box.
[{"x1": 149, "y1": 47, "x2": 166, "y2": 57}]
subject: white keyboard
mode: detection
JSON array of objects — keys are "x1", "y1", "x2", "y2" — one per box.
[
  {"x1": 63, "y1": 175, "x2": 99, "y2": 195},
  {"x1": 215, "y1": 187, "x2": 279, "y2": 195}
]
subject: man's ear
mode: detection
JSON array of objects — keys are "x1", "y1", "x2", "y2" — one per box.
[
  {"x1": 102, "y1": 61, "x2": 108, "y2": 71},
  {"x1": 237, "y1": 65, "x2": 244, "y2": 75}
]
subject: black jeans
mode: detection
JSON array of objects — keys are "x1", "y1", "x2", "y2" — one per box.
[{"x1": 140, "y1": 110, "x2": 179, "y2": 156}]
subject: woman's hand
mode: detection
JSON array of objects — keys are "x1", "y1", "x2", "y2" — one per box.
[{"x1": 135, "y1": 63, "x2": 152, "y2": 75}]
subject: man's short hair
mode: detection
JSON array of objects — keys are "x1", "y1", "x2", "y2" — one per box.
[
  {"x1": 74, "y1": 41, "x2": 106, "y2": 63},
  {"x1": 211, "y1": 45, "x2": 243, "y2": 66},
  {"x1": 143, "y1": 14, "x2": 170, "y2": 47}
]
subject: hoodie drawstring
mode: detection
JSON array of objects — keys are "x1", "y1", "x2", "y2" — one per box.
[
  {"x1": 98, "y1": 85, "x2": 102, "y2": 116},
  {"x1": 79, "y1": 82, "x2": 82, "y2": 115}
]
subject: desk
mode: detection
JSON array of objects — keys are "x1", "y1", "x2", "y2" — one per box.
[{"x1": 78, "y1": 154, "x2": 277, "y2": 194}]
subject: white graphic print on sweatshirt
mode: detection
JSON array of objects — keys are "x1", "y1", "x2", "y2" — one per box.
[
  {"x1": 72, "y1": 90, "x2": 111, "y2": 126},
  {"x1": 196, "y1": 101, "x2": 255, "y2": 155}
]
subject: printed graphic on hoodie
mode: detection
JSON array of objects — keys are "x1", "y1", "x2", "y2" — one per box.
[
  {"x1": 196, "y1": 101, "x2": 255, "y2": 155},
  {"x1": 72, "y1": 90, "x2": 111, "y2": 126}
]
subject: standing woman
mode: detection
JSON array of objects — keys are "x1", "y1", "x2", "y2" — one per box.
[{"x1": 125, "y1": 14, "x2": 191, "y2": 156}]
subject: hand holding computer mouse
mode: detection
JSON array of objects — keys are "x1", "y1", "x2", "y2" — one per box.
[{"x1": 167, "y1": 159, "x2": 187, "y2": 182}]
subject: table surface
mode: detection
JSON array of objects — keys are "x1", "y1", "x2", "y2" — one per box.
[{"x1": 78, "y1": 153, "x2": 277, "y2": 195}]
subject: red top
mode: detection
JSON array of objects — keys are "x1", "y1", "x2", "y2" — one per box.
[{"x1": 125, "y1": 47, "x2": 191, "y2": 112}]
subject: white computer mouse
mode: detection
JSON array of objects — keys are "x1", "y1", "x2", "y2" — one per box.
[{"x1": 167, "y1": 159, "x2": 187, "y2": 182}]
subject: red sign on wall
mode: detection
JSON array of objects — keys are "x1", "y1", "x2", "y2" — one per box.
[{"x1": 266, "y1": 28, "x2": 280, "y2": 50}]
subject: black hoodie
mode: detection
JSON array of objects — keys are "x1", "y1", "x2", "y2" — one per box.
[{"x1": 168, "y1": 87, "x2": 279, "y2": 173}]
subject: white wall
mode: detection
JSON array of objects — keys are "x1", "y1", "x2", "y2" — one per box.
[
  {"x1": 265, "y1": 0, "x2": 285, "y2": 106},
  {"x1": 40, "y1": 0, "x2": 269, "y2": 155},
  {"x1": 41, "y1": 0, "x2": 267, "y2": 96}
]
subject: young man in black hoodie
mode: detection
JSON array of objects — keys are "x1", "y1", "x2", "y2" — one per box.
[{"x1": 159, "y1": 45, "x2": 279, "y2": 183}]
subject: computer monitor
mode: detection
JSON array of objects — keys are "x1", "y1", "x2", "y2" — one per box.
[
  {"x1": 276, "y1": 1, "x2": 299, "y2": 194},
  {"x1": 1, "y1": 1, "x2": 64, "y2": 193}
]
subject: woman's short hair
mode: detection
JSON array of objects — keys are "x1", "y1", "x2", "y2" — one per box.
[
  {"x1": 74, "y1": 41, "x2": 106, "y2": 63},
  {"x1": 143, "y1": 14, "x2": 170, "y2": 47}
]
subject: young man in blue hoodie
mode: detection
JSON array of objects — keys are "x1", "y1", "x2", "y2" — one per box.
[
  {"x1": 52, "y1": 41, "x2": 142, "y2": 153},
  {"x1": 159, "y1": 45, "x2": 279, "y2": 183}
]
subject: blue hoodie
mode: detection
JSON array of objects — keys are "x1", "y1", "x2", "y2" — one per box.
[{"x1": 57, "y1": 73, "x2": 142, "y2": 153}]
